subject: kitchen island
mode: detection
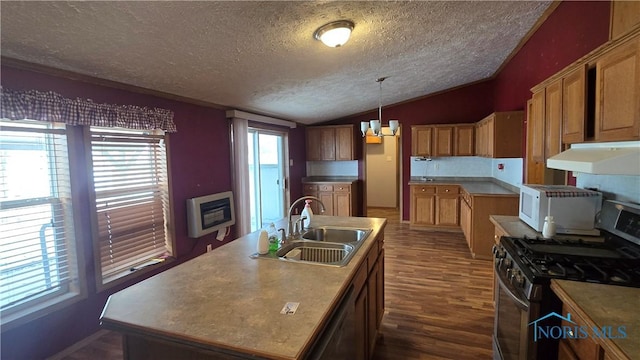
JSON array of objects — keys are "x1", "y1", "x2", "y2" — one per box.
[{"x1": 100, "y1": 215, "x2": 386, "y2": 360}]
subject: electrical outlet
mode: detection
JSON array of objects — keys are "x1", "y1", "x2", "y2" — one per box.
[
  {"x1": 434, "y1": 163, "x2": 440, "y2": 170},
  {"x1": 206, "y1": 244, "x2": 212, "y2": 253}
]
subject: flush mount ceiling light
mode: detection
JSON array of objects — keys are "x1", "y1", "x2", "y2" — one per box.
[
  {"x1": 361, "y1": 77, "x2": 400, "y2": 138},
  {"x1": 313, "y1": 20, "x2": 354, "y2": 47}
]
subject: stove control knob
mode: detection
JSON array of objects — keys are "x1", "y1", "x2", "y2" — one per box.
[
  {"x1": 515, "y1": 273, "x2": 525, "y2": 287},
  {"x1": 503, "y1": 258, "x2": 512, "y2": 269}
]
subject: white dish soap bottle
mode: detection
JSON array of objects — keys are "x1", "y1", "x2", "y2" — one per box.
[
  {"x1": 257, "y1": 230, "x2": 269, "y2": 255},
  {"x1": 300, "y1": 200, "x2": 313, "y2": 230},
  {"x1": 542, "y1": 216, "x2": 556, "y2": 238}
]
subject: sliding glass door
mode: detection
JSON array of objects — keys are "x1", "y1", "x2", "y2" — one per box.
[{"x1": 247, "y1": 129, "x2": 287, "y2": 232}]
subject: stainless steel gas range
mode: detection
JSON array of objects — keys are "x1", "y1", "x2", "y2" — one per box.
[{"x1": 492, "y1": 200, "x2": 640, "y2": 360}]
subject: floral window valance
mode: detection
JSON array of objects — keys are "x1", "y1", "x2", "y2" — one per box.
[{"x1": 0, "y1": 87, "x2": 177, "y2": 132}]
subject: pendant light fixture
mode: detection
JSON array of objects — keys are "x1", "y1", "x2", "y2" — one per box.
[
  {"x1": 361, "y1": 77, "x2": 400, "y2": 137},
  {"x1": 314, "y1": 20, "x2": 354, "y2": 48}
]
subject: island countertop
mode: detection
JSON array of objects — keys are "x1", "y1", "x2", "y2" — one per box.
[{"x1": 100, "y1": 215, "x2": 386, "y2": 359}]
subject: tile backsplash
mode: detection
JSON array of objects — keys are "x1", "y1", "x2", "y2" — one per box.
[
  {"x1": 306, "y1": 160, "x2": 358, "y2": 177},
  {"x1": 410, "y1": 156, "x2": 523, "y2": 187},
  {"x1": 576, "y1": 174, "x2": 640, "y2": 204}
]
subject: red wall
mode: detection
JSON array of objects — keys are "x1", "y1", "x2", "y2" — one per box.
[
  {"x1": 493, "y1": 1, "x2": 611, "y2": 111},
  {"x1": 0, "y1": 66, "x2": 306, "y2": 359}
]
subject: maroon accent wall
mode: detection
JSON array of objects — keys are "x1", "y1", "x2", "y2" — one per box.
[
  {"x1": 493, "y1": 1, "x2": 611, "y2": 112},
  {"x1": 0, "y1": 66, "x2": 307, "y2": 359}
]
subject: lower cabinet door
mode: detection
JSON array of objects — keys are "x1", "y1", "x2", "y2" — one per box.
[{"x1": 354, "y1": 286, "x2": 368, "y2": 360}]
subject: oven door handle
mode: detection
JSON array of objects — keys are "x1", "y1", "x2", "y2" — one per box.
[{"x1": 495, "y1": 263, "x2": 529, "y2": 311}]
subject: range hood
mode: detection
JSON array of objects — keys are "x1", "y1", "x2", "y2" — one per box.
[{"x1": 546, "y1": 141, "x2": 640, "y2": 175}]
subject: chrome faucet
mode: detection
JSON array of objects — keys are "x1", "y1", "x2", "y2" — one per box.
[{"x1": 287, "y1": 196, "x2": 325, "y2": 240}]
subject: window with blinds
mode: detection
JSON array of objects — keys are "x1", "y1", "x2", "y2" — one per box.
[
  {"x1": 0, "y1": 120, "x2": 80, "y2": 316},
  {"x1": 89, "y1": 128, "x2": 173, "y2": 285}
]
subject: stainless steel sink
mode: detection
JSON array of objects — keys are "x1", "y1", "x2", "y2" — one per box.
[
  {"x1": 277, "y1": 242, "x2": 354, "y2": 266},
  {"x1": 250, "y1": 226, "x2": 372, "y2": 267},
  {"x1": 301, "y1": 227, "x2": 371, "y2": 244}
]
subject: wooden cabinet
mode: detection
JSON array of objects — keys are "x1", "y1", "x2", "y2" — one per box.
[
  {"x1": 412, "y1": 124, "x2": 475, "y2": 157},
  {"x1": 306, "y1": 125, "x2": 354, "y2": 161},
  {"x1": 545, "y1": 79, "x2": 563, "y2": 158},
  {"x1": 409, "y1": 185, "x2": 436, "y2": 225},
  {"x1": 460, "y1": 193, "x2": 472, "y2": 247},
  {"x1": 610, "y1": 0, "x2": 640, "y2": 40},
  {"x1": 435, "y1": 185, "x2": 459, "y2": 226},
  {"x1": 557, "y1": 303, "x2": 605, "y2": 360},
  {"x1": 462, "y1": 192, "x2": 519, "y2": 260},
  {"x1": 353, "y1": 233, "x2": 385, "y2": 360},
  {"x1": 475, "y1": 112, "x2": 524, "y2": 158},
  {"x1": 455, "y1": 125, "x2": 475, "y2": 156},
  {"x1": 562, "y1": 65, "x2": 588, "y2": 144},
  {"x1": 302, "y1": 182, "x2": 358, "y2": 216},
  {"x1": 595, "y1": 37, "x2": 640, "y2": 141},
  {"x1": 410, "y1": 185, "x2": 459, "y2": 228},
  {"x1": 434, "y1": 126, "x2": 454, "y2": 156},
  {"x1": 411, "y1": 126, "x2": 434, "y2": 157}
]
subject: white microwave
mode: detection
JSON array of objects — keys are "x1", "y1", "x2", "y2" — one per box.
[{"x1": 519, "y1": 184, "x2": 602, "y2": 236}]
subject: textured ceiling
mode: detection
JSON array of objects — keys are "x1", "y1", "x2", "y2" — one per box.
[{"x1": 0, "y1": 1, "x2": 552, "y2": 124}]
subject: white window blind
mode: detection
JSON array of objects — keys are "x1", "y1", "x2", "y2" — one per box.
[
  {"x1": 0, "y1": 120, "x2": 79, "y2": 314},
  {"x1": 89, "y1": 128, "x2": 172, "y2": 284}
]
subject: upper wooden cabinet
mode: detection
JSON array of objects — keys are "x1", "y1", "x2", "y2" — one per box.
[
  {"x1": 434, "y1": 126, "x2": 454, "y2": 157},
  {"x1": 595, "y1": 37, "x2": 640, "y2": 141},
  {"x1": 411, "y1": 126, "x2": 434, "y2": 157},
  {"x1": 455, "y1": 125, "x2": 475, "y2": 156},
  {"x1": 411, "y1": 124, "x2": 474, "y2": 157},
  {"x1": 306, "y1": 125, "x2": 354, "y2": 161},
  {"x1": 562, "y1": 64, "x2": 588, "y2": 144},
  {"x1": 545, "y1": 79, "x2": 563, "y2": 158},
  {"x1": 610, "y1": 0, "x2": 640, "y2": 40},
  {"x1": 475, "y1": 112, "x2": 524, "y2": 158}
]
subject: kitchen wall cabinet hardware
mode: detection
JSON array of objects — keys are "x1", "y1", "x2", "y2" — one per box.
[
  {"x1": 595, "y1": 37, "x2": 640, "y2": 141},
  {"x1": 306, "y1": 125, "x2": 354, "y2": 161},
  {"x1": 474, "y1": 111, "x2": 524, "y2": 158},
  {"x1": 353, "y1": 232, "x2": 384, "y2": 360},
  {"x1": 461, "y1": 189, "x2": 518, "y2": 260},
  {"x1": 409, "y1": 185, "x2": 460, "y2": 228},
  {"x1": 302, "y1": 181, "x2": 358, "y2": 216},
  {"x1": 610, "y1": 0, "x2": 640, "y2": 40},
  {"x1": 411, "y1": 124, "x2": 475, "y2": 157}
]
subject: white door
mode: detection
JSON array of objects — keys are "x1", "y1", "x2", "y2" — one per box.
[{"x1": 247, "y1": 129, "x2": 287, "y2": 232}]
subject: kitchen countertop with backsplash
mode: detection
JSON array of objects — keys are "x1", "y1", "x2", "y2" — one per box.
[
  {"x1": 408, "y1": 177, "x2": 520, "y2": 196},
  {"x1": 100, "y1": 215, "x2": 386, "y2": 359}
]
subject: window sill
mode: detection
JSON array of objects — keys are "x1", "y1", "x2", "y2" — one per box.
[
  {"x1": 1, "y1": 290, "x2": 85, "y2": 332},
  {"x1": 97, "y1": 257, "x2": 176, "y2": 293}
]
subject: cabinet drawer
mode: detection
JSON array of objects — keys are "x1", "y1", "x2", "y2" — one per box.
[
  {"x1": 303, "y1": 184, "x2": 318, "y2": 192},
  {"x1": 318, "y1": 185, "x2": 333, "y2": 192},
  {"x1": 561, "y1": 304, "x2": 603, "y2": 360},
  {"x1": 367, "y1": 242, "x2": 379, "y2": 273},
  {"x1": 333, "y1": 184, "x2": 351, "y2": 192},
  {"x1": 412, "y1": 186, "x2": 436, "y2": 194},
  {"x1": 437, "y1": 185, "x2": 459, "y2": 194}
]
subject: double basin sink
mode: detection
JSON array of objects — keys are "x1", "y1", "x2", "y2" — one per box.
[{"x1": 252, "y1": 227, "x2": 372, "y2": 267}]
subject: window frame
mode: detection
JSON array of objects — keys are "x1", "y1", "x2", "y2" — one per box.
[
  {"x1": 0, "y1": 120, "x2": 87, "y2": 331},
  {"x1": 84, "y1": 126, "x2": 175, "y2": 291}
]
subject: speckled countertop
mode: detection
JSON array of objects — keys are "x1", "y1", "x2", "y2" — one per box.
[
  {"x1": 551, "y1": 280, "x2": 640, "y2": 360},
  {"x1": 408, "y1": 177, "x2": 519, "y2": 196},
  {"x1": 100, "y1": 215, "x2": 386, "y2": 359}
]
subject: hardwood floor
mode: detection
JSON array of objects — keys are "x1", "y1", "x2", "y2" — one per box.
[{"x1": 56, "y1": 208, "x2": 494, "y2": 360}]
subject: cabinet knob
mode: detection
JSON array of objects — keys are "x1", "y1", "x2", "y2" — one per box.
[
  {"x1": 421, "y1": 188, "x2": 425, "y2": 192},
  {"x1": 445, "y1": 189, "x2": 450, "y2": 192},
  {"x1": 339, "y1": 187, "x2": 343, "y2": 190}
]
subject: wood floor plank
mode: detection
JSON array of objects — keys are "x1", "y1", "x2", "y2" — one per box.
[{"x1": 57, "y1": 208, "x2": 494, "y2": 360}]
